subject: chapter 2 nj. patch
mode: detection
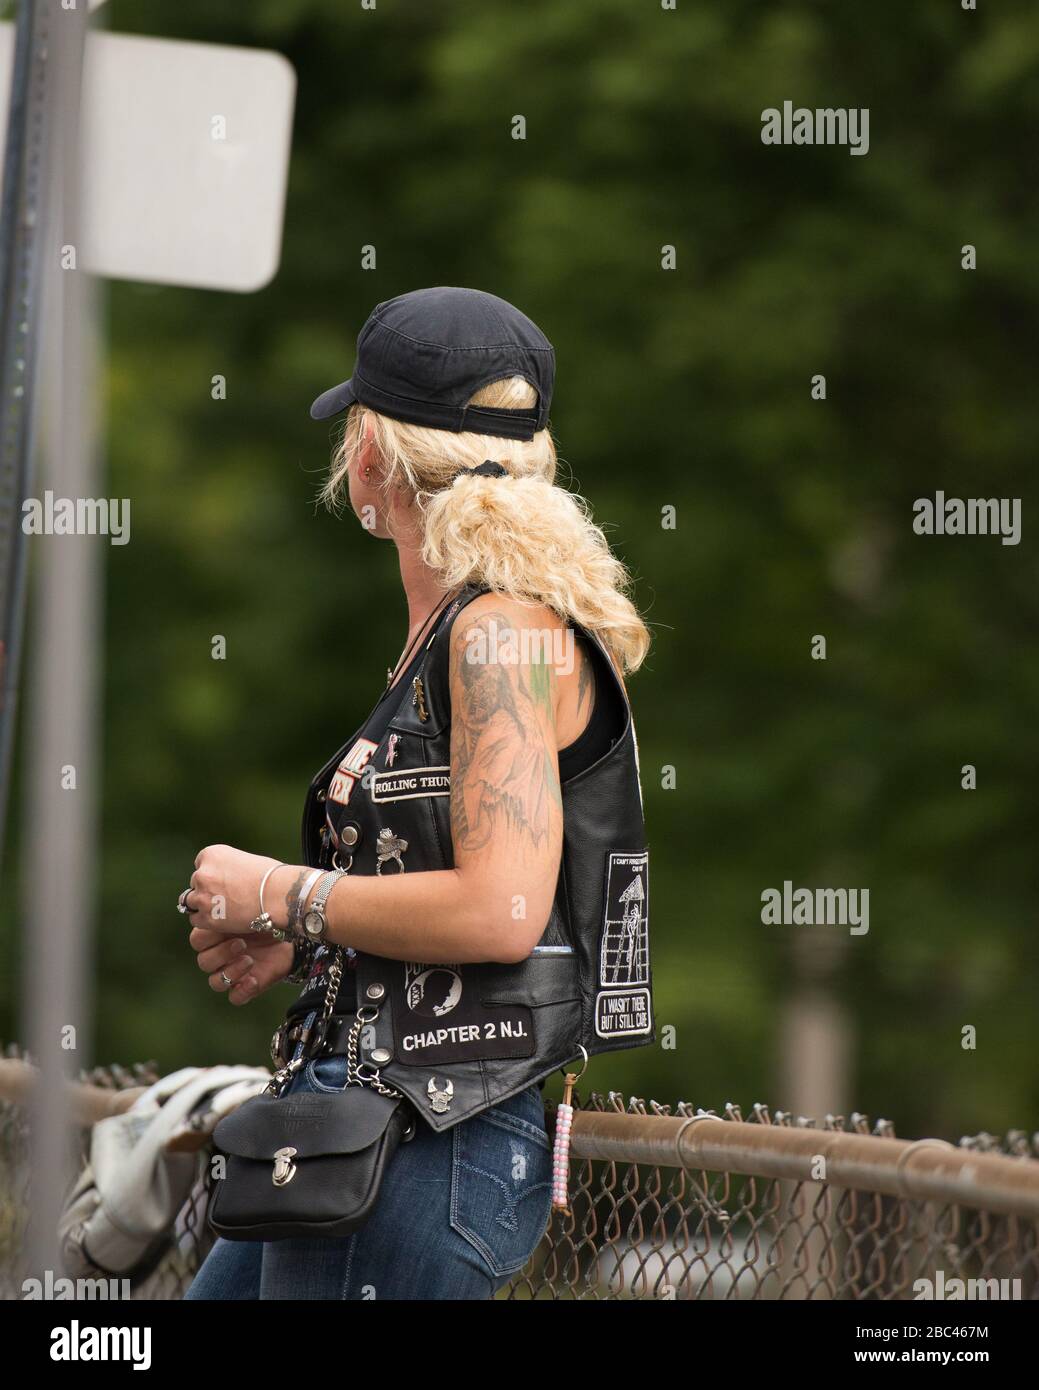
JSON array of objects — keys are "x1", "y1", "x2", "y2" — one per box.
[
  {"x1": 392, "y1": 961, "x2": 535, "y2": 1066},
  {"x1": 595, "y1": 851, "x2": 652, "y2": 1040}
]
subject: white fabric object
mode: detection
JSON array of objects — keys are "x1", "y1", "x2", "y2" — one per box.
[{"x1": 60, "y1": 1064, "x2": 270, "y2": 1278}]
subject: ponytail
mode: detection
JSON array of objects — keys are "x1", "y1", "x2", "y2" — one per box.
[{"x1": 320, "y1": 378, "x2": 651, "y2": 673}]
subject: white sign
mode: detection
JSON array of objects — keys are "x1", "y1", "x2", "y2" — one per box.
[{"x1": 0, "y1": 26, "x2": 296, "y2": 292}]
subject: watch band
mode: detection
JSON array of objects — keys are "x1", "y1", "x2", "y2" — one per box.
[
  {"x1": 300, "y1": 868, "x2": 348, "y2": 944},
  {"x1": 286, "y1": 937, "x2": 318, "y2": 985},
  {"x1": 291, "y1": 868, "x2": 324, "y2": 932}
]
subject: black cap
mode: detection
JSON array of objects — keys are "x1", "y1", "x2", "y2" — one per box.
[{"x1": 309, "y1": 287, "x2": 554, "y2": 441}]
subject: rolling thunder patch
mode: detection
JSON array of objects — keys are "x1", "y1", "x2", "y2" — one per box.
[
  {"x1": 368, "y1": 765, "x2": 450, "y2": 803},
  {"x1": 595, "y1": 851, "x2": 652, "y2": 1040}
]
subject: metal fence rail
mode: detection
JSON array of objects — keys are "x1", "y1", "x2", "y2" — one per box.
[
  {"x1": 523, "y1": 1095, "x2": 1039, "y2": 1300},
  {"x1": 2, "y1": 1050, "x2": 1037, "y2": 1301}
]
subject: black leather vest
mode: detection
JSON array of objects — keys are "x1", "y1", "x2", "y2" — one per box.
[{"x1": 297, "y1": 584, "x2": 654, "y2": 1132}]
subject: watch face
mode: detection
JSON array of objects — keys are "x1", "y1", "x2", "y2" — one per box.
[{"x1": 304, "y1": 909, "x2": 323, "y2": 940}]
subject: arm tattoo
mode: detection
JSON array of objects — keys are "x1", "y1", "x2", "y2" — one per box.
[
  {"x1": 450, "y1": 611, "x2": 563, "y2": 860},
  {"x1": 283, "y1": 869, "x2": 309, "y2": 931}
]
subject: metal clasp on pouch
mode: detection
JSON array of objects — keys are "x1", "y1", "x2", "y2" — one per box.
[{"x1": 272, "y1": 1146, "x2": 298, "y2": 1186}]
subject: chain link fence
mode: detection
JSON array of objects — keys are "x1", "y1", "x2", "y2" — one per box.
[{"x1": 2, "y1": 1047, "x2": 1037, "y2": 1301}]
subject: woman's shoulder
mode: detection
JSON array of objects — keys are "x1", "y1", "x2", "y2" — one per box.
[{"x1": 456, "y1": 590, "x2": 566, "y2": 630}]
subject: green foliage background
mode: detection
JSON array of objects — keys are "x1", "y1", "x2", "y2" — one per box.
[{"x1": 2, "y1": 0, "x2": 1036, "y2": 1138}]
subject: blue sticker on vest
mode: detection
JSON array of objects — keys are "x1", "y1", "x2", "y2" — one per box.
[{"x1": 595, "y1": 851, "x2": 651, "y2": 1039}]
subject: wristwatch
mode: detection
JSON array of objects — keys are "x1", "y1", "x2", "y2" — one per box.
[{"x1": 300, "y1": 869, "x2": 348, "y2": 944}]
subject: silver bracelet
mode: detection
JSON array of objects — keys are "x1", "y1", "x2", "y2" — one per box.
[
  {"x1": 295, "y1": 868, "x2": 324, "y2": 928},
  {"x1": 250, "y1": 862, "x2": 288, "y2": 941},
  {"x1": 300, "y1": 868, "x2": 348, "y2": 944}
]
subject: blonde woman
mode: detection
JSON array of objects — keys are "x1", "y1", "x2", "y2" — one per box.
[{"x1": 183, "y1": 287, "x2": 655, "y2": 1300}]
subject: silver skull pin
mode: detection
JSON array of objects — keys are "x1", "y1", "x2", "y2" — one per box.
[{"x1": 427, "y1": 1077, "x2": 454, "y2": 1114}]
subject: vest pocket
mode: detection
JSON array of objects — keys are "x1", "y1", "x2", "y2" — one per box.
[{"x1": 449, "y1": 1087, "x2": 553, "y2": 1278}]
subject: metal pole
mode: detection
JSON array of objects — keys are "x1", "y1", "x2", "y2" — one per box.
[
  {"x1": 0, "y1": 0, "x2": 55, "y2": 874},
  {"x1": 571, "y1": 1111, "x2": 1039, "y2": 1219},
  {"x1": 17, "y1": 0, "x2": 94, "y2": 1286}
]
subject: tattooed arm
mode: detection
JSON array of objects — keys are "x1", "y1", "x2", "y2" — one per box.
[
  {"x1": 188, "y1": 596, "x2": 569, "y2": 976},
  {"x1": 448, "y1": 600, "x2": 565, "y2": 938}
]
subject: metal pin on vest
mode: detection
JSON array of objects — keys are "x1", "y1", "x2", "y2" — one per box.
[
  {"x1": 412, "y1": 675, "x2": 429, "y2": 722},
  {"x1": 428, "y1": 1077, "x2": 454, "y2": 1113}
]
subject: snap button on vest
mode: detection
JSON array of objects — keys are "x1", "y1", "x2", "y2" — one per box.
[
  {"x1": 339, "y1": 823, "x2": 360, "y2": 848},
  {"x1": 370, "y1": 1047, "x2": 392, "y2": 1064},
  {"x1": 366, "y1": 983, "x2": 385, "y2": 1001}
]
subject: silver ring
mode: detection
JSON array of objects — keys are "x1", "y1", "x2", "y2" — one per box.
[
  {"x1": 220, "y1": 971, "x2": 233, "y2": 988},
  {"x1": 177, "y1": 889, "x2": 196, "y2": 915}
]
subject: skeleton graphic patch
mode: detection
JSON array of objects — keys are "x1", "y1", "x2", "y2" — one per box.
[{"x1": 595, "y1": 851, "x2": 652, "y2": 1040}]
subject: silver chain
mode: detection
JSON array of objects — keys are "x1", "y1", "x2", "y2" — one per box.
[{"x1": 344, "y1": 1003, "x2": 401, "y2": 1099}]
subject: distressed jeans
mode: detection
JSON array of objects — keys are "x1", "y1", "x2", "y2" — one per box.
[{"x1": 185, "y1": 1054, "x2": 553, "y2": 1300}]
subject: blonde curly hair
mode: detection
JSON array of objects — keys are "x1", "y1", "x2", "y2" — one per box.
[{"x1": 320, "y1": 377, "x2": 650, "y2": 673}]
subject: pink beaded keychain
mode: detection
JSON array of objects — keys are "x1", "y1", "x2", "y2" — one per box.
[{"x1": 551, "y1": 1046, "x2": 588, "y2": 1215}]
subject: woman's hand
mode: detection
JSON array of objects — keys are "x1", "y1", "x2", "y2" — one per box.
[
  {"x1": 187, "y1": 844, "x2": 286, "y2": 934},
  {"x1": 184, "y1": 846, "x2": 316, "y2": 1002},
  {"x1": 188, "y1": 925, "x2": 294, "y2": 1006}
]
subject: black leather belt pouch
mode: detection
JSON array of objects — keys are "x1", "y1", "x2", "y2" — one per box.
[{"x1": 208, "y1": 1084, "x2": 412, "y2": 1241}]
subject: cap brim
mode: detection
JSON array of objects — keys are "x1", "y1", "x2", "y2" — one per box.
[{"x1": 309, "y1": 378, "x2": 358, "y2": 421}]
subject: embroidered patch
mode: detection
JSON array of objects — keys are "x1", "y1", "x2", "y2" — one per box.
[
  {"x1": 392, "y1": 961, "x2": 535, "y2": 1066},
  {"x1": 327, "y1": 737, "x2": 379, "y2": 807},
  {"x1": 595, "y1": 851, "x2": 652, "y2": 1040},
  {"x1": 368, "y1": 765, "x2": 451, "y2": 803}
]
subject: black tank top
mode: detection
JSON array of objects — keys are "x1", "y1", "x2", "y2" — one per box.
[{"x1": 285, "y1": 625, "x2": 626, "y2": 1022}]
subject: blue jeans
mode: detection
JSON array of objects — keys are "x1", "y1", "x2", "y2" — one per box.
[{"x1": 185, "y1": 1055, "x2": 553, "y2": 1300}]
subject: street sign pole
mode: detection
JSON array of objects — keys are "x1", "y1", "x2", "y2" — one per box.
[
  {"x1": 0, "y1": 0, "x2": 58, "y2": 878},
  {"x1": 21, "y1": 0, "x2": 97, "y2": 1288},
  {"x1": 0, "y1": 5, "x2": 295, "y2": 1287}
]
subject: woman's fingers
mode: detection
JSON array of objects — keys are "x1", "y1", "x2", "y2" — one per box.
[
  {"x1": 208, "y1": 951, "x2": 255, "y2": 995},
  {"x1": 191, "y1": 924, "x2": 293, "y2": 1006},
  {"x1": 196, "y1": 937, "x2": 249, "y2": 974},
  {"x1": 188, "y1": 925, "x2": 227, "y2": 953},
  {"x1": 224, "y1": 942, "x2": 295, "y2": 1006},
  {"x1": 226, "y1": 970, "x2": 261, "y2": 1007}
]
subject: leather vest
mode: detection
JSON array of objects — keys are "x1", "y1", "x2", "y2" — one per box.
[{"x1": 297, "y1": 584, "x2": 654, "y2": 1132}]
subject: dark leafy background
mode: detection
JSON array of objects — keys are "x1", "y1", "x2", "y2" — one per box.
[{"x1": 2, "y1": 0, "x2": 1036, "y2": 1138}]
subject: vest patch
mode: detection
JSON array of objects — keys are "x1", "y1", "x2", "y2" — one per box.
[
  {"x1": 392, "y1": 960, "x2": 535, "y2": 1066},
  {"x1": 595, "y1": 850, "x2": 652, "y2": 1039},
  {"x1": 369, "y1": 765, "x2": 451, "y2": 803},
  {"x1": 327, "y1": 737, "x2": 379, "y2": 807},
  {"x1": 595, "y1": 987, "x2": 652, "y2": 1040}
]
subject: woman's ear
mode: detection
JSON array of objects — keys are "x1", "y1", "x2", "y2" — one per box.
[{"x1": 355, "y1": 414, "x2": 379, "y2": 482}]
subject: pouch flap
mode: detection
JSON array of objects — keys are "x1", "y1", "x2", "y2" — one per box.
[{"x1": 212, "y1": 1087, "x2": 400, "y2": 1160}]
